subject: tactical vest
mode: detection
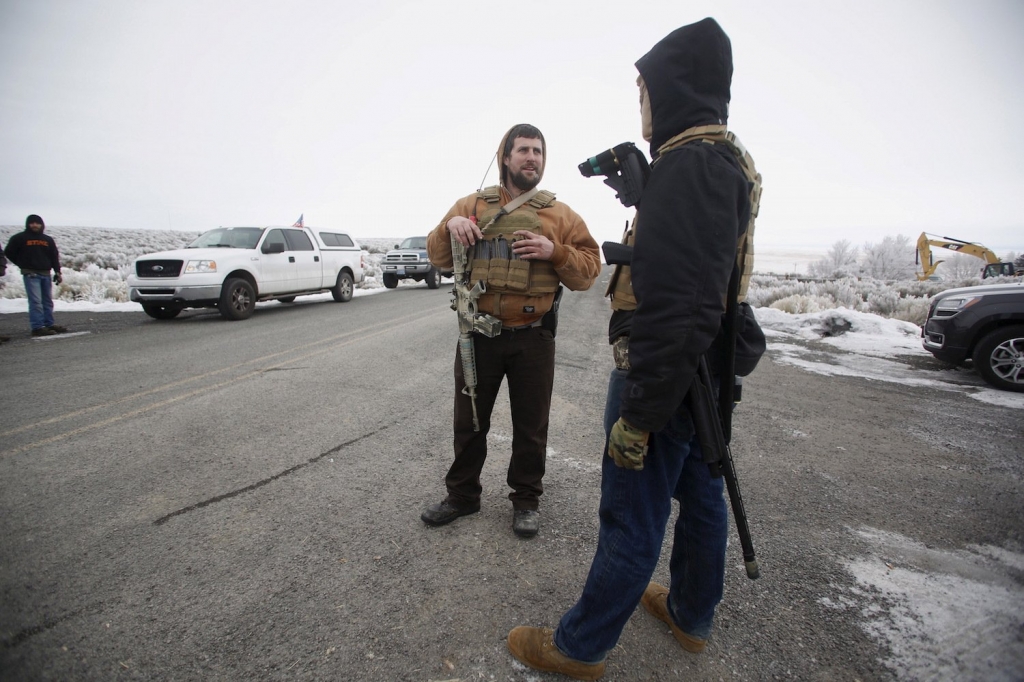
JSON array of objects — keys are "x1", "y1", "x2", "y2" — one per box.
[
  {"x1": 607, "y1": 125, "x2": 762, "y2": 310},
  {"x1": 468, "y1": 185, "x2": 561, "y2": 295}
]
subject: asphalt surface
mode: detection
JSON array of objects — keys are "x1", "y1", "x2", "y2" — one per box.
[{"x1": 1, "y1": 273, "x2": 1022, "y2": 681}]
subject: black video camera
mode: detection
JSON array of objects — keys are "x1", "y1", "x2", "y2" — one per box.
[{"x1": 578, "y1": 142, "x2": 651, "y2": 207}]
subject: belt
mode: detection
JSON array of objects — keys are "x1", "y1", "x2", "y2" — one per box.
[{"x1": 502, "y1": 319, "x2": 543, "y2": 332}]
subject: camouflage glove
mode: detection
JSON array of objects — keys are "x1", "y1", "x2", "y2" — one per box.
[
  {"x1": 607, "y1": 417, "x2": 650, "y2": 470},
  {"x1": 53, "y1": 272, "x2": 63, "y2": 285}
]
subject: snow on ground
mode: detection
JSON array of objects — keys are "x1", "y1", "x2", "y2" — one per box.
[
  {"x1": 754, "y1": 307, "x2": 1024, "y2": 410},
  {"x1": 753, "y1": 308, "x2": 1024, "y2": 676},
  {"x1": 0, "y1": 287, "x2": 386, "y2": 315},
  {"x1": 833, "y1": 527, "x2": 1024, "y2": 681}
]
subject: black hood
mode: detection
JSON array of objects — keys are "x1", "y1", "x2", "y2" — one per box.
[
  {"x1": 635, "y1": 17, "x2": 733, "y2": 156},
  {"x1": 25, "y1": 214, "x2": 45, "y2": 231}
]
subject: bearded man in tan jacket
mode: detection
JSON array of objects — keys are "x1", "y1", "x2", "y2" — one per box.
[{"x1": 422, "y1": 123, "x2": 600, "y2": 538}]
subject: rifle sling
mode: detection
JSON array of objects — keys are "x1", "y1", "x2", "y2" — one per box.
[{"x1": 478, "y1": 187, "x2": 540, "y2": 232}]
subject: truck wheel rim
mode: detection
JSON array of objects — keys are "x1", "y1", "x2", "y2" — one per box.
[{"x1": 233, "y1": 288, "x2": 251, "y2": 311}]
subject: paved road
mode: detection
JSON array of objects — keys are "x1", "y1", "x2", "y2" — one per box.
[{"x1": 1, "y1": 275, "x2": 1022, "y2": 681}]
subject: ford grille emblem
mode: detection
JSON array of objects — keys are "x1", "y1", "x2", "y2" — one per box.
[{"x1": 152, "y1": 265, "x2": 164, "y2": 272}]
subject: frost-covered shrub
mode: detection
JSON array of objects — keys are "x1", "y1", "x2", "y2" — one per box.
[
  {"x1": 890, "y1": 298, "x2": 931, "y2": 325},
  {"x1": 0, "y1": 273, "x2": 25, "y2": 299},
  {"x1": 745, "y1": 280, "x2": 817, "y2": 308},
  {"x1": 866, "y1": 289, "x2": 900, "y2": 316},
  {"x1": 747, "y1": 272, "x2": 951, "y2": 324},
  {"x1": 0, "y1": 225, "x2": 199, "y2": 272},
  {"x1": 358, "y1": 238, "x2": 398, "y2": 255},
  {"x1": 746, "y1": 277, "x2": 865, "y2": 310},
  {"x1": 892, "y1": 280, "x2": 956, "y2": 298},
  {"x1": 815, "y1": 279, "x2": 863, "y2": 309},
  {"x1": 361, "y1": 250, "x2": 384, "y2": 279},
  {"x1": 769, "y1": 294, "x2": 839, "y2": 314}
]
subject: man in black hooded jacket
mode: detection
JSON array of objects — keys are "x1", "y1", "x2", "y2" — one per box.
[
  {"x1": 508, "y1": 18, "x2": 753, "y2": 679},
  {"x1": 4, "y1": 215, "x2": 67, "y2": 336}
]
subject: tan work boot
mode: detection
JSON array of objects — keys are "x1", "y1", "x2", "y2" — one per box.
[
  {"x1": 507, "y1": 626, "x2": 605, "y2": 680},
  {"x1": 640, "y1": 582, "x2": 707, "y2": 653}
]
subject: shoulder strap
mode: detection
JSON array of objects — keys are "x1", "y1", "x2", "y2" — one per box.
[
  {"x1": 478, "y1": 187, "x2": 540, "y2": 232},
  {"x1": 719, "y1": 133, "x2": 761, "y2": 303},
  {"x1": 660, "y1": 127, "x2": 761, "y2": 303},
  {"x1": 656, "y1": 124, "x2": 728, "y2": 155}
]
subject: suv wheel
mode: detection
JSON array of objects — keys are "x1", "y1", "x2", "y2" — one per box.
[
  {"x1": 426, "y1": 266, "x2": 441, "y2": 289},
  {"x1": 382, "y1": 273, "x2": 398, "y2": 289},
  {"x1": 972, "y1": 325, "x2": 1024, "y2": 392}
]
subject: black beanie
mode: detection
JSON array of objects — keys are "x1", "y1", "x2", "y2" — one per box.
[{"x1": 26, "y1": 214, "x2": 45, "y2": 228}]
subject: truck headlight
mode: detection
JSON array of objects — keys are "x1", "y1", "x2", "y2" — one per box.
[
  {"x1": 935, "y1": 295, "x2": 980, "y2": 312},
  {"x1": 184, "y1": 260, "x2": 217, "y2": 273}
]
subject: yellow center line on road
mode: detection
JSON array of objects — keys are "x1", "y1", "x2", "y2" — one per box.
[{"x1": 0, "y1": 308, "x2": 449, "y2": 457}]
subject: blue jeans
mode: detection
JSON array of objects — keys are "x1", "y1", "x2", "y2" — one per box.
[
  {"x1": 554, "y1": 368, "x2": 728, "y2": 663},
  {"x1": 24, "y1": 273, "x2": 55, "y2": 330}
]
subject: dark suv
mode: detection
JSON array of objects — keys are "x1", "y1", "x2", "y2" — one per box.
[
  {"x1": 380, "y1": 236, "x2": 452, "y2": 289},
  {"x1": 922, "y1": 282, "x2": 1024, "y2": 392}
]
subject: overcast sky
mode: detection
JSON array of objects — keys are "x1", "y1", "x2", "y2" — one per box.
[{"x1": 2, "y1": 0, "x2": 1022, "y2": 251}]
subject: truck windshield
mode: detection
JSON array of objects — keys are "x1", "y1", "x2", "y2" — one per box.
[
  {"x1": 399, "y1": 237, "x2": 427, "y2": 249},
  {"x1": 188, "y1": 227, "x2": 265, "y2": 249}
]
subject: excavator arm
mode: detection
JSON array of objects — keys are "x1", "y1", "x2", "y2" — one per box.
[{"x1": 916, "y1": 232, "x2": 1008, "y2": 280}]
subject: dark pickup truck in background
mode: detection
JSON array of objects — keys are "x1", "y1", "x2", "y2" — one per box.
[
  {"x1": 922, "y1": 282, "x2": 1024, "y2": 392},
  {"x1": 380, "y1": 236, "x2": 450, "y2": 289}
]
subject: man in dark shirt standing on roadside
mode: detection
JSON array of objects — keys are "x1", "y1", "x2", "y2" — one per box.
[{"x1": 4, "y1": 214, "x2": 68, "y2": 337}]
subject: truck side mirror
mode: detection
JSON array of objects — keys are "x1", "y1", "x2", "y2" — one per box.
[{"x1": 262, "y1": 242, "x2": 285, "y2": 254}]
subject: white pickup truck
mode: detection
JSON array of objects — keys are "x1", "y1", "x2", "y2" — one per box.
[{"x1": 127, "y1": 226, "x2": 364, "y2": 320}]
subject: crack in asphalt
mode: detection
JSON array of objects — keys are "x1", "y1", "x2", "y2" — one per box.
[
  {"x1": 152, "y1": 423, "x2": 394, "y2": 526},
  {"x1": 1, "y1": 607, "x2": 89, "y2": 650}
]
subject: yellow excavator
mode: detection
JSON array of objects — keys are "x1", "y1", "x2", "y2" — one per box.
[{"x1": 915, "y1": 232, "x2": 1018, "y2": 280}]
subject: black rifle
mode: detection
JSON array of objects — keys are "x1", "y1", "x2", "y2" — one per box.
[{"x1": 600, "y1": 241, "x2": 760, "y2": 579}]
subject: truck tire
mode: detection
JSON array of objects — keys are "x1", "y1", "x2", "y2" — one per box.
[
  {"x1": 332, "y1": 271, "x2": 354, "y2": 302},
  {"x1": 971, "y1": 325, "x2": 1024, "y2": 392},
  {"x1": 219, "y1": 278, "x2": 256, "y2": 321},
  {"x1": 383, "y1": 273, "x2": 398, "y2": 289},
  {"x1": 141, "y1": 304, "x2": 182, "y2": 320},
  {"x1": 277, "y1": 296, "x2": 296, "y2": 303},
  {"x1": 426, "y1": 266, "x2": 441, "y2": 289}
]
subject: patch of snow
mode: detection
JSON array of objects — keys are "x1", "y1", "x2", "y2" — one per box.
[
  {"x1": 844, "y1": 527, "x2": 1024, "y2": 681},
  {"x1": 756, "y1": 307, "x2": 1024, "y2": 410},
  {"x1": 0, "y1": 286, "x2": 388, "y2": 314}
]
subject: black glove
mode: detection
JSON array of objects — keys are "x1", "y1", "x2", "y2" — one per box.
[{"x1": 53, "y1": 272, "x2": 63, "y2": 285}]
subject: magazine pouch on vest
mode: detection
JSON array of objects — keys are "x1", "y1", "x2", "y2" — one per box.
[{"x1": 468, "y1": 186, "x2": 559, "y2": 295}]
